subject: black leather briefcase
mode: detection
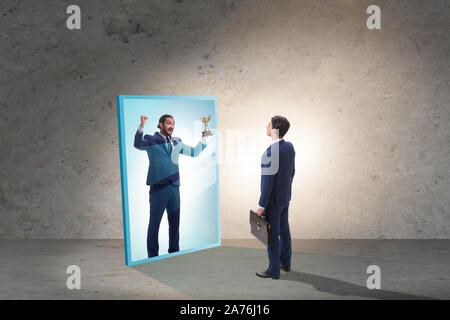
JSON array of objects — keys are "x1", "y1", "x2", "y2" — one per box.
[{"x1": 250, "y1": 210, "x2": 273, "y2": 246}]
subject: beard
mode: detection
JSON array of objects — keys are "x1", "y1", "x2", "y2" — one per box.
[{"x1": 162, "y1": 127, "x2": 173, "y2": 136}]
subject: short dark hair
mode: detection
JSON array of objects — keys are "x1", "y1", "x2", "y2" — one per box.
[
  {"x1": 271, "y1": 115, "x2": 290, "y2": 138},
  {"x1": 157, "y1": 114, "x2": 174, "y2": 129}
]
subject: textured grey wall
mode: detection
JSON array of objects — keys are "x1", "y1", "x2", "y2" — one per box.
[{"x1": 0, "y1": 0, "x2": 448, "y2": 239}]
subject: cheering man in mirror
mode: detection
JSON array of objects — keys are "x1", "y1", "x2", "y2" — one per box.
[{"x1": 134, "y1": 114, "x2": 208, "y2": 257}]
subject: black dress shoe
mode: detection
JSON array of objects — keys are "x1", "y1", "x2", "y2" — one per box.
[
  {"x1": 256, "y1": 271, "x2": 280, "y2": 280},
  {"x1": 281, "y1": 265, "x2": 291, "y2": 272}
]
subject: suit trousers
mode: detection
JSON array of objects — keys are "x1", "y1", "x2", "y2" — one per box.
[
  {"x1": 147, "y1": 184, "x2": 180, "y2": 258},
  {"x1": 265, "y1": 204, "x2": 292, "y2": 277}
]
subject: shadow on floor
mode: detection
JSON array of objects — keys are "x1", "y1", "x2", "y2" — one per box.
[
  {"x1": 132, "y1": 246, "x2": 442, "y2": 299},
  {"x1": 282, "y1": 271, "x2": 437, "y2": 300}
]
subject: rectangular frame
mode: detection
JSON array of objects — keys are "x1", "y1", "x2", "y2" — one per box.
[{"x1": 117, "y1": 95, "x2": 221, "y2": 266}]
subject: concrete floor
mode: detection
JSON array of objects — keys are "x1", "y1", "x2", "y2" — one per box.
[{"x1": 0, "y1": 239, "x2": 449, "y2": 299}]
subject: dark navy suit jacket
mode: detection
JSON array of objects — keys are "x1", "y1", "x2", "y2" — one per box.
[
  {"x1": 134, "y1": 130, "x2": 206, "y2": 186},
  {"x1": 258, "y1": 139, "x2": 295, "y2": 210}
]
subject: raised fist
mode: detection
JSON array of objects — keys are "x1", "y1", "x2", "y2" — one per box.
[{"x1": 140, "y1": 115, "x2": 148, "y2": 127}]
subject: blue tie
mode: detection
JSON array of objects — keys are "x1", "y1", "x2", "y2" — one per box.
[{"x1": 166, "y1": 137, "x2": 172, "y2": 153}]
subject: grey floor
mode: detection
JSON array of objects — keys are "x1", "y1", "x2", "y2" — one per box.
[{"x1": 1, "y1": 239, "x2": 449, "y2": 299}]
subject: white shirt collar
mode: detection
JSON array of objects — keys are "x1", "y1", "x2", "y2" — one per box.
[
  {"x1": 157, "y1": 132, "x2": 171, "y2": 141},
  {"x1": 271, "y1": 138, "x2": 283, "y2": 145}
]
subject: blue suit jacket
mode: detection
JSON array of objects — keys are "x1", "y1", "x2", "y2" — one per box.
[
  {"x1": 258, "y1": 139, "x2": 295, "y2": 210},
  {"x1": 134, "y1": 130, "x2": 206, "y2": 186}
]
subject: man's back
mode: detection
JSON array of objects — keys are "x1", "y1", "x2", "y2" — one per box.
[{"x1": 259, "y1": 140, "x2": 295, "y2": 210}]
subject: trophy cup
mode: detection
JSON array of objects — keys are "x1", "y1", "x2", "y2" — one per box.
[{"x1": 201, "y1": 115, "x2": 213, "y2": 137}]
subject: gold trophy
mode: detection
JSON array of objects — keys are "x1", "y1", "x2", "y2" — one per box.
[{"x1": 201, "y1": 115, "x2": 213, "y2": 137}]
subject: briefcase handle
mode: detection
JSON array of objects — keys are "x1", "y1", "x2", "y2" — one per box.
[{"x1": 250, "y1": 209, "x2": 268, "y2": 221}]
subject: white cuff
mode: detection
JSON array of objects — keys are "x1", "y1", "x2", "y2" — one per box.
[
  {"x1": 258, "y1": 206, "x2": 265, "y2": 211},
  {"x1": 137, "y1": 126, "x2": 143, "y2": 133}
]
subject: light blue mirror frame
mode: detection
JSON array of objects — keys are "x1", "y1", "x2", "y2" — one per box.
[{"x1": 117, "y1": 95, "x2": 221, "y2": 266}]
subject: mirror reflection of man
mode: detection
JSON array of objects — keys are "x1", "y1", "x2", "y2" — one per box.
[{"x1": 134, "y1": 114, "x2": 207, "y2": 258}]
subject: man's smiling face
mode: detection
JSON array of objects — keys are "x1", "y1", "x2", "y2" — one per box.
[{"x1": 161, "y1": 117, "x2": 175, "y2": 136}]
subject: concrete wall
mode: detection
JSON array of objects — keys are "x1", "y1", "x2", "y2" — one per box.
[{"x1": 0, "y1": 0, "x2": 448, "y2": 239}]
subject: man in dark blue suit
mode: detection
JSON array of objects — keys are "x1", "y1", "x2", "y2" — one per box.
[
  {"x1": 134, "y1": 114, "x2": 207, "y2": 258},
  {"x1": 256, "y1": 116, "x2": 295, "y2": 280}
]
